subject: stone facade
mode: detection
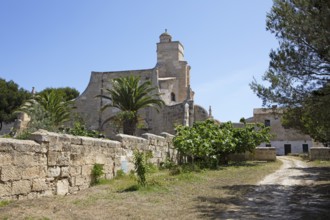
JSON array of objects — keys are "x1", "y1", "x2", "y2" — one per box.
[
  {"x1": 248, "y1": 108, "x2": 313, "y2": 156},
  {"x1": 74, "y1": 31, "x2": 209, "y2": 138},
  {"x1": 0, "y1": 130, "x2": 175, "y2": 200}
]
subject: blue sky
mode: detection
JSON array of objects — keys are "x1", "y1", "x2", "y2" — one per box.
[{"x1": 0, "y1": 0, "x2": 278, "y2": 122}]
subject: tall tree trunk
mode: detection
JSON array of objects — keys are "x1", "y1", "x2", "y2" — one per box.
[{"x1": 123, "y1": 118, "x2": 137, "y2": 135}]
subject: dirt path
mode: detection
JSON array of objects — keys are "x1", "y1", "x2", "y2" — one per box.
[
  {"x1": 258, "y1": 156, "x2": 315, "y2": 186},
  {"x1": 219, "y1": 157, "x2": 330, "y2": 219}
]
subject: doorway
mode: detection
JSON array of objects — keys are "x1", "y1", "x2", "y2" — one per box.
[
  {"x1": 302, "y1": 144, "x2": 309, "y2": 153},
  {"x1": 284, "y1": 144, "x2": 291, "y2": 155}
]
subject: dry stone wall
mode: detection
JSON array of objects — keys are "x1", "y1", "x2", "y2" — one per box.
[
  {"x1": 310, "y1": 147, "x2": 330, "y2": 160},
  {"x1": 0, "y1": 130, "x2": 175, "y2": 200}
]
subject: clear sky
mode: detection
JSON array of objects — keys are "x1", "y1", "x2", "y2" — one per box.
[{"x1": 0, "y1": 0, "x2": 278, "y2": 122}]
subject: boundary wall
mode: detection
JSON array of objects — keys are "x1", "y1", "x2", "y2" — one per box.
[
  {"x1": 310, "y1": 147, "x2": 330, "y2": 160},
  {"x1": 0, "y1": 130, "x2": 175, "y2": 200}
]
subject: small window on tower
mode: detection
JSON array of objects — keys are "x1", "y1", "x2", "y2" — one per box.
[
  {"x1": 265, "y1": 119, "x2": 271, "y2": 127},
  {"x1": 171, "y1": 93, "x2": 176, "y2": 102}
]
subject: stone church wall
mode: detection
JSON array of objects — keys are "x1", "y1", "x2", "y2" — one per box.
[
  {"x1": 0, "y1": 130, "x2": 175, "y2": 201},
  {"x1": 74, "y1": 69, "x2": 157, "y2": 137}
]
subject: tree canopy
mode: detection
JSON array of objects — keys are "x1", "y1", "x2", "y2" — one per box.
[
  {"x1": 0, "y1": 78, "x2": 31, "y2": 130},
  {"x1": 250, "y1": 0, "x2": 330, "y2": 144},
  {"x1": 97, "y1": 75, "x2": 164, "y2": 135},
  {"x1": 173, "y1": 119, "x2": 271, "y2": 166},
  {"x1": 38, "y1": 87, "x2": 79, "y2": 101}
]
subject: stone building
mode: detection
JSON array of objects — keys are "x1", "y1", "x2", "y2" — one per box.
[
  {"x1": 247, "y1": 108, "x2": 312, "y2": 155},
  {"x1": 74, "y1": 31, "x2": 209, "y2": 138}
]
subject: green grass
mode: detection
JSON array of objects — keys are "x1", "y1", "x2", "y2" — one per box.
[
  {"x1": 91, "y1": 160, "x2": 281, "y2": 195},
  {"x1": 1, "y1": 160, "x2": 283, "y2": 219},
  {"x1": 0, "y1": 201, "x2": 11, "y2": 208},
  {"x1": 308, "y1": 160, "x2": 330, "y2": 167}
]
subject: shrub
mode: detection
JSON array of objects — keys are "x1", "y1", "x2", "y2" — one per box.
[
  {"x1": 115, "y1": 169, "x2": 126, "y2": 179},
  {"x1": 133, "y1": 151, "x2": 147, "y2": 186},
  {"x1": 91, "y1": 163, "x2": 104, "y2": 185}
]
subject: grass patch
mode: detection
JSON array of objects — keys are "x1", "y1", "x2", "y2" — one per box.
[
  {"x1": 307, "y1": 160, "x2": 330, "y2": 167},
  {"x1": 0, "y1": 160, "x2": 283, "y2": 219},
  {"x1": 0, "y1": 200, "x2": 11, "y2": 208},
  {"x1": 97, "y1": 160, "x2": 281, "y2": 194}
]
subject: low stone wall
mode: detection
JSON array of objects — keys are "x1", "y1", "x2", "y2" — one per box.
[
  {"x1": 310, "y1": 147, "x2": 330, "y2": 160},
  {"x1": 229, "y1": 147, "x2": 277, "y2": 162},
  {"x1": 0, "y1": 130, "x2": 175, "y2": 200}
]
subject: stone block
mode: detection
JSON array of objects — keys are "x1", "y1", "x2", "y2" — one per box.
[
  {"x1": 84, "y1": 155, "x2": 96, "y2": 164},
  {"x1": 81, "y1": 137, "x2": 95, "y2": 146},
  {"x1": 11, "y1": 140, "x2": 39, "y2": 152},
  {"x1": 22, "y1": 166, "x2": 41, "y2": 179},
  {"x1": 70, "y1": 176, "x2": 76, "y2": 186},
  {"x1": 1, "y1": 166, "x2": 22, "y2": 181},
  {"x1": 95, "y1": 155, "x2": 107, "y2": 164},
  {"x1": 35, "y1": 153, "x2": 47, "y2": 165},
  {"x1": 56, "y1": 179, "x2": 69, "y2": 195},
  {"x1": 49, "y1": 142, "x2": 62, "y2": 152},
  {"x1": 81, "y1": 165, "x2": 92, "y2": 176},
  {"x1": 13, "y1": 153, "x2": 37, "y2": 167},
  {"x1": 32, "y1": 179, "x2": 48, "y2": 191},
  {"x1": 47, "y1": 166, "x2": 61, "y2": 177},
  {"x1": 58, "y1": 134, "x2": 71, "y2": 145},
  {"x1": 0, "y1": 182, "x2": 12, "y2": 197},
  {"x1": 69, "y1": 166, "x2": 81, "y2": 176},
  {"x1": 154, "y1": 150, "x2": 162, "y2": 158},
  {"x1": 30, "y1": 129, "x2": 50, "y2": 143},
  {"x1": 71, "y1": 136, "x2": 82, "y2": 145},
  {"x1": 61, "y1": 167, "x2": 69, "y2": 177},
  {"x1": 0, "y1": 152, "x2": 12, "y2": 166},
  {"x1": 12, "y1": 180, "x2": 31, "y2": 195},
  {"x1": 71, "y1": 144, "x2": 83, "y2": 154},
  {"x1": 56, "y1": 152, "x2": 70, "y2": 166},
  {"x1": 75, "y1": 176, "x2": 88, "y2": 186},
  {"x1": 35, "y1": 144, "x2": 48, "y2": 153},
  {"x1": 47, "y1": 151, "x2": 58, "y2": 166}
]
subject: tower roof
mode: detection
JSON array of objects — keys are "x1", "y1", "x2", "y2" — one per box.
[{"x1": 159, "y1": 29, "x2": 172, "y2": 43}]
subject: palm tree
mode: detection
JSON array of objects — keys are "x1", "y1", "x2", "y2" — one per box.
[
  {"x1": 98, "y1": 75, "x2": 164, "y2": 135},
  {"x1": 18, "y1": 90, "x2": 73, "y2": 131}
]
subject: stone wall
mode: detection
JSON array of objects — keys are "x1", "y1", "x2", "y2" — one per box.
[
  {"x1": 229, "y1": 147, "x2": 277, "y2": 162},
  {"x1": 0, "y1": 130, "x2": 175, "y2": 200},
  {"x1": 310, "y1": 147, "x2": 330, "y2": 161}
]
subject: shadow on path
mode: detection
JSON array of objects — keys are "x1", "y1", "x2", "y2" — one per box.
[{"x1": 195, "y1": 165, "x2": 330, "y2": 219}]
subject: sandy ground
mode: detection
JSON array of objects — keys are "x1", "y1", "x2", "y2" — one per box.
[
  {"x1": 0, "y1": 157, "x2": 329, "y2": 219},
  {"x1": 218, "y1": 157, "x2": 330, "y2": 219},
  {"x1": 258, "y1": 156, "x2": 316, "y2": 185}
]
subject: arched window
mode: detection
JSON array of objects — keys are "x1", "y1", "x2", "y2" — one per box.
[{"x1": 171, "y1": 92, "x2": 176, "y2": 102}]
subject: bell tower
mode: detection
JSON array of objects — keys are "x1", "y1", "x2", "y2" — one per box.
[{"x1": 156, "y1": 30, "x2": 192, "y2": 103}]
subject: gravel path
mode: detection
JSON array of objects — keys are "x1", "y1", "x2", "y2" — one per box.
[
  {"x1": 258, "y1": 156, "x2": 316, "y2": 186},
  {"x1": 220, "y1": 156, "x2": 330, "y2": 220}
]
